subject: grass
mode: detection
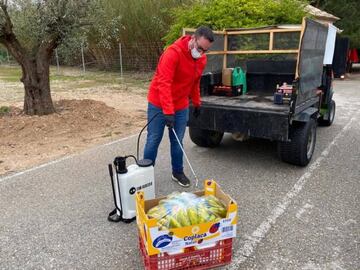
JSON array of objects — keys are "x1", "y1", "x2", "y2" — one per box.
[
  {"x1": 0, "y1": 66, "x2": 22, "y2": 82},
  {"x1": 0, "y1": 65, "x2": 152, "y2": 89},
  {"x1": 0, "y1": 65, "x2": 151, "y2": 106},
  {"x1": 0, "y1": 106, "x2": 10, "y2": 115}
]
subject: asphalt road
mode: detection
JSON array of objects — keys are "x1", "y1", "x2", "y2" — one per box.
[{"x1": 1, "y1": 75, "x2": 359, "y2": 270}]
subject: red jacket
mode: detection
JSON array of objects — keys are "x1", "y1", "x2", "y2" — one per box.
[{"x1": 148, "y1": 36, "x2": 207, "y2": 115}]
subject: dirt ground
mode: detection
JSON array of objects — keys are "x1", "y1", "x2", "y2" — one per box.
[{"x1": 0, "y1": 66, "x2": 150, "y2": 176}]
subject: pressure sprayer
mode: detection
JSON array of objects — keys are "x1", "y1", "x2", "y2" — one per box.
[{"x1": 107, "y1": 111, "x2": 200, "y2": 223}]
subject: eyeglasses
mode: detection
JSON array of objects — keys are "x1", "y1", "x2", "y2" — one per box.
[{"x1": 195, "y1": 40, "x2": 209, "y2": 53}]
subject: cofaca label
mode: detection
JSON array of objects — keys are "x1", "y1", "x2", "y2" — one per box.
[
  {"x1": 153, "y1": 234, "x2": 173, "y2": 248},
  {"x1": 183, "y1": 233, "x2": 207, "y2": 241}
]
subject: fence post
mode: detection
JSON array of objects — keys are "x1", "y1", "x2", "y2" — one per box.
[
  {"x1": 6, "y1": 49, "x2": 10, "y2": 64},
  {"x1": 55, "y1": 49, "x2": 60, "y2": 75},
  {"x1": 119, "y1": 43, "x2": 123, "y2": 81},
  {"x1": 81, "y1": 42, "x2": 86, "y2": 74}
]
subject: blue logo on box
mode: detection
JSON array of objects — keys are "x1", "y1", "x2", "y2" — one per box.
[{"x1": 153, "y1": 235, "x2": 173, "y2": 248}]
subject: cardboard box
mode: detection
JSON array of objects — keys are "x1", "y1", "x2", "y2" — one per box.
[
  {"x1": 222, "y1": 68, "x2": 233, "y2": 86},
  {"x1": 136, "y1": 180, "x2": 237, "y2": 256}
]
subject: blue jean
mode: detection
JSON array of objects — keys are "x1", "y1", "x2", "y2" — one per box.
[{"x1": 143, "y1": 103, "x2": 189, "y2": 173}]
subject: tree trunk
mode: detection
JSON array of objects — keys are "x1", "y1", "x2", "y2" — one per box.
[
  {"x1": 21, "y1": 58, "x2": 55, "y2": 115},
  {"x1": 1, "y1": 29, "x2": 56, "y2": 115}
]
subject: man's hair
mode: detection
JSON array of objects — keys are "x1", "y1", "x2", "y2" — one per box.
[{"x1": 195, "y1": 26, "x2": 214, "y2": 42}]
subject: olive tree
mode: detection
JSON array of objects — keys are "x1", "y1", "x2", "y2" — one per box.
[{"x1": 0, "y1": 0, "x2": 89, "y2": 115}]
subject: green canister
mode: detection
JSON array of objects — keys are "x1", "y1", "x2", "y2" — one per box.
[{"x1": 232, "y1": 67, "x2": 247, "y2": 95}]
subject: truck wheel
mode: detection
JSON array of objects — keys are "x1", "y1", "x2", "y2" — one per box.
[
  {"x1": 319, "y1": 100, "x2": 336, "y2": 126},
  {"x1": 189, "y1": 127, "x2": 224, "y2": 148},
  {"x1": 277, "y1": 118, "x2": 317, "y2": 166}
]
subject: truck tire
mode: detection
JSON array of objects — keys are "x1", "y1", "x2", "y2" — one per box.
[
  {"x1": 189, "y1": 127, "x2": 224, "y2": 148},
  {"x1": 277, "y1": 118, "x2": 317, "y2": 166},
  {"x1": 318, "y1": 100, "x2": 335, "y2": 126}
]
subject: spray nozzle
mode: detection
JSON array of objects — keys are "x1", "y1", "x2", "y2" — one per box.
[{"x1": 114, "y1": 156, "x2": 127, "y2": 174}]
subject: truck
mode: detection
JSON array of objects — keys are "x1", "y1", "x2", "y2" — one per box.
[{"x1": 185, "y1": 18, "x2": 337, "y2": 166}]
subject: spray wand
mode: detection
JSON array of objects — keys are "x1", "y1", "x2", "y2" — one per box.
[{"x1": 170, "y1": 127, "x2": 199, "y2": 188}]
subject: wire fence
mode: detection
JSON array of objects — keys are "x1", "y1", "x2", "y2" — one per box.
[
  {"x1": 0, "y1": 48, "x2": 12, "y2": 65},
  {"x1": 0, "y1": 42, "x2": 164, "y2": 76}
]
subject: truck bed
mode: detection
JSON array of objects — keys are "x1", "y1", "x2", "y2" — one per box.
[{"x1": 201, "y1": 94, "x2": 290, "y2": 114}]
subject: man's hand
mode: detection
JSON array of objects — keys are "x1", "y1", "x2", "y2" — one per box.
[
  {"x1": 164, "y1": 114, "x2": 175, "y2": 128},
  {"x1": 193, "y1": 106, "x2": 200, "y2": 118}
]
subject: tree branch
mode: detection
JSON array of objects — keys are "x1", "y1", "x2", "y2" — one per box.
[
  {"x1": 37, "y1": 33, "x2": 61, "y2": 61},
  {"x1": 0, "y1": 1, "x2": 13, "y2": 35},
  {"x1": 0, "y1": 1, "x2": 8, "y2": 7},
  {"x1": 0, "y1": 2, "x2": 28, "y2": 66}
]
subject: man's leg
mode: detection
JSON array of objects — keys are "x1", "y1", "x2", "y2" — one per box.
[
  {"x1": 143, "y1": 103, "x2": 165, "y2": 165},
  {"x1": 169, "y1": 107, "x2": 189, "y2": 187}
]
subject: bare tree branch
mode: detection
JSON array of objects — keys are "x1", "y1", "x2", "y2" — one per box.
[
  {"x1": 0, "y1": 0, "x2": 7, "y2": 9},
  {"x1": 0, "y1": 1, "x2": 28, "y2": 65},
  {"x1": 0, "y1": 1, "x2": 12, "y2": 34},
  {"x1": 0, "y1": 2, "x2": 6, "y2": 37},
  {"x1": 37, "y1": 33, "x2": 61, "y2": 62},
  {"x1": 0, "y1": 1, "x2": 8, "y2": 7}
]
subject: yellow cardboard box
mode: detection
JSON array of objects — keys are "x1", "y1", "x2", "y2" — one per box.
[
  {"x1": 222, "y1": 68, "x2": 233, "y2": 86},
  {"x1": 136, "y1": 180, "x2": 237, "y2": 256}
]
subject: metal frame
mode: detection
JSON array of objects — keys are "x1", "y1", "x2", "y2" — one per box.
[
  {"x1": 188, "y1": 105, "x2": 290, "y2": 141},
  {"x1": 185, "y1": 19, "x2": 331, "y2": 145},
  {"x1": 295, "y1": 18, "x2": 306, "y2": 79},
  {"x1": 183, "y1": 25, "x2": 304, "y2": 70}
]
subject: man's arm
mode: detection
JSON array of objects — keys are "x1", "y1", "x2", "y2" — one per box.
[
  {"x1": 156, "y1": 47, "x2": 179, "y2": 115},
  {"x1": 190, "y1": 76, "x2": 201, "y2": 108},
  {"x1": 190, "y1": 58, "x2": 206, "y2": 108}
]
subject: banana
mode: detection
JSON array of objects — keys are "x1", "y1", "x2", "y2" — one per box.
[
  {"x1": 208, "y1": 206, "x2": 227, "y2": 218},
  {"x1": 147, "y1": 193, "x2": 227, "y2": 229},
  {"x1": 147, "y1": 205, "x2": 168, "y2": 220},
  {"x1": 197, "y1": 206, "x2": 211, "y2": 223},
  {"x1": 187, "y1": 207, "x2": 198, "y2": 225},
  {"x1": 168, "y1": 216, "x2": 182, "y2": 228},
  {"x1": 176, "y1": 209, "x2": 191, "y2": 227},
  {"x1": 158, "y1": 217, "x2": 167, "y2": 226},
  {"x1": 205, "y1": 195, "x2": 225, "y2": 208},
  {"x1": 207, "y1": 214, "x2": 217, "y2": 222},
  {"x1": 147, "y1": 206, "x2": 159, "y2": 216}
]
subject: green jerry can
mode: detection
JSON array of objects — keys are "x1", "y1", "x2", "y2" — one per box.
[{"x1": 232, "y1": 67, "x2": 247, "y2": 95}]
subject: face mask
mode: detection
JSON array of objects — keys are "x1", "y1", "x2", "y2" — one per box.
[{"x1": 191, "y1": 47, "x2": 202, "y2": 59}]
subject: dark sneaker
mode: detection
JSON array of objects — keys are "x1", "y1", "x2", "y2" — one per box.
[{"x1": 172, "y1": 172, "x2": 190, "y2": 187}]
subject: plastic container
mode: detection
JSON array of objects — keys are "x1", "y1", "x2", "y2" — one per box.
[
  {"x1": 222, "y1": 68, "x2": 233, "y2": 86},
  {"x1": 139, "y1": 234, "x2": 233, "y2": 270},
  {"x1": 213, "y1": 85, "x2": 232, "y2": 96},
  {"x1": 232, "y1": 67, "x2": 247, "y2": 95},
  {"x1": 116, "y1": 163, "x2": 155, "y2": 220},
  {"x1": 136, "y1": 180, "x2": 237, "y2": 256},
  {"x1": 274, "y1": 92, "x2": 284, "y2": 104}
]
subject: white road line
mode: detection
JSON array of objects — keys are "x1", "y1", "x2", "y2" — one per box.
[
  {"x1": 0, "y1": 155, "x2": 74, "y2": 183},
  {"x1": 228, "y1": 115, "x2": 357, "y2": 269},
  {"x1": 0, "y1": 133, "x2": 139, "y2": 183}
]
